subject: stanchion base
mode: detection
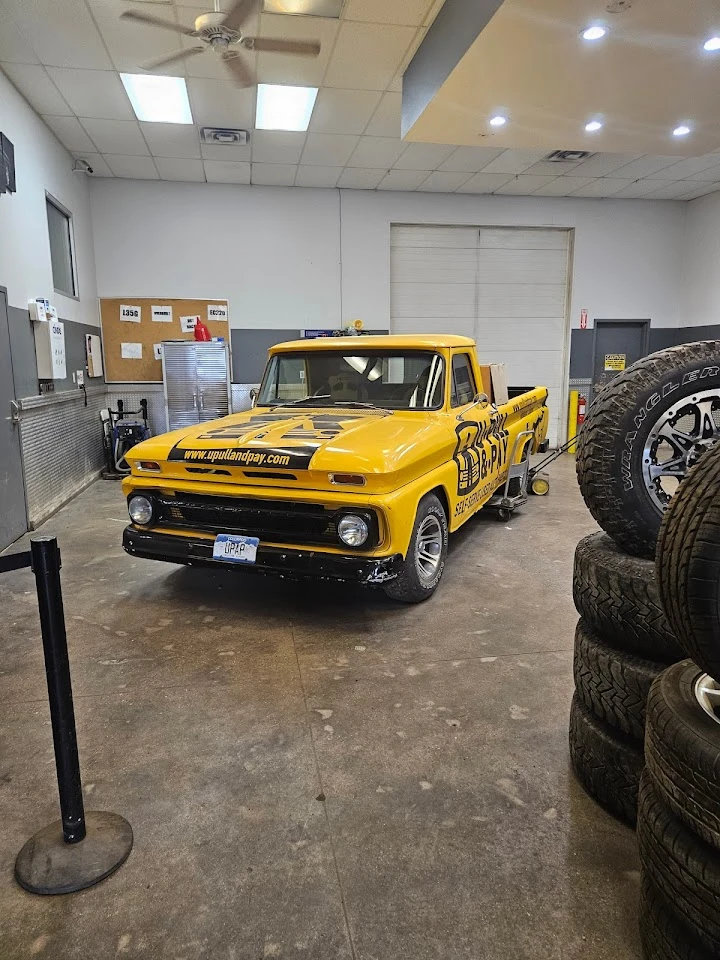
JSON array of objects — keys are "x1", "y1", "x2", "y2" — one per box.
[{"x1": 15, "y1": 811, "x2": 133, "y2": 895}]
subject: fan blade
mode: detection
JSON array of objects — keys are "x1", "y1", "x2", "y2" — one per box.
[
  {"x1": 243, "y1": 37, "x2": 321, "y2": 56},
  {"x1": 120, "y1": 10, "x2": 198, "y2": 37},
  {"x1": 142, "y1": 47, "x2": 205, "y2": 71},
  {"x1": 222, "y1": 52, "x2": 254, "y2": 87},
  {"x1": 222, "y1": 0, "x2": 257, "y2": 33}
]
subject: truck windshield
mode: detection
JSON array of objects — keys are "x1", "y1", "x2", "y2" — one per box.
[{"x1": 257, "y1": 350, "x2": 445, "y2": 410}]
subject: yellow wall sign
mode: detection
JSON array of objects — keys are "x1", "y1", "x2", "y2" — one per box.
[{"x1": 605, "y1": 354, "x2": 626, "y2": 371}]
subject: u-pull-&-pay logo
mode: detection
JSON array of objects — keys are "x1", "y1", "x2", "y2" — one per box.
[{"x1": 453, "y1": 414, "x2": 511, "y2": 497}]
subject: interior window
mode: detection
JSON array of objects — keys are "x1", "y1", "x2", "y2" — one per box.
[
  {"x1": 451, "y1": 354, "x2": 477, "y2": 407},
  {"x1": 46, "y1": 196, "x2": 76, "y2": 297}
]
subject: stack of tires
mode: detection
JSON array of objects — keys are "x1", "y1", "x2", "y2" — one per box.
[
  {"x1": 569, "y1": 342, "x2": 720, "y2": 828},
  {"x1": 638, "y1": 442, "x2": 720, "y2": 960}
]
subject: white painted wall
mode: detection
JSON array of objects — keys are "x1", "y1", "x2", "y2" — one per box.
[
  {"x1": 90, "y1": 179, "x2": 342, "y2": 330},
  {"x1": 0, "y1": 70, "x2": 98, "y2": 326},
  {"x1": 682, "y1": 191, "x2": 720, "y2": 328},
  {"x1": 341, "y1": 190, "x2": 686, "y2": 332},
  {"x1": 91, "y1": 178, "x2": 686, "y2": 336}
]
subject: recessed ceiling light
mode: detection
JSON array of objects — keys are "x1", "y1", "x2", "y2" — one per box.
[
  {"x1": 581, "y1": 25, "x2": 607, "y2": 41},
  {"x1": 673, "y1": 124, "x2": 692, "y2": 137},
  {"x1": 256, "y1": 84, "x2": 318, "y2": 132},
  {"x1": 704, "y1": 36, "x2": 720, "y2": 51},
  {"x1": 120, "y1": 73, "x2": 193, "y2": 124},
  {"x1": 585, "y1": 120, "x2": 603, "y2": 132},
  {"x1": 489, "y1": 115, "x2": 508, "y2": 127}
]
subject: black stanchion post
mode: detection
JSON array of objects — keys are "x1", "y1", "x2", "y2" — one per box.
[{"x1": 14, "y1": 536, "x2": 133, "y2": 895}]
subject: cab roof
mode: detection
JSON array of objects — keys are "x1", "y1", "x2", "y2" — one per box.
[{"x1": 270, "y1": 334, "x2": 475, "y2": 353}]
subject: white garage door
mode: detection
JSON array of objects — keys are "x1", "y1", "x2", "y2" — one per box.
[{"x1": 390, "y1": 225, "x2": 571, "y2": 446}]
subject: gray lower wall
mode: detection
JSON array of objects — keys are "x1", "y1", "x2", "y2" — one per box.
[
  {"x1": 569, "y1": 324, "x2": 720, "y2": 380},
  {"x1": 8, "y1": 307, "x2": 104, "y2": 397}
]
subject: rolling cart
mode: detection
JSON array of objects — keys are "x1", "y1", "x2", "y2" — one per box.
[{"x1": 489, "y1": 433, "x2": 576, "y2": 521}]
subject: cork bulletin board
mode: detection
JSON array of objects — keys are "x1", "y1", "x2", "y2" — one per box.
[{"x1": 99, "y1": 297, "x2": 230, "y2": 383}]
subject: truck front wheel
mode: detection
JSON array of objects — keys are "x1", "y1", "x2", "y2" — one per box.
[{"x1": 383, "y1": 494, "x2": 448, "y2": 603}]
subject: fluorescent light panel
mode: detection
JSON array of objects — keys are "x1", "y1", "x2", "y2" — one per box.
[
  {"x1": 263, "y1": 0, "x2": 342, "y2": 15},
  {"x1": 120, "y1": 73, "x2": 193, "y2": 124},
  {"x1": 256, "y1": 84, "x2": 318, "y2": 132}
]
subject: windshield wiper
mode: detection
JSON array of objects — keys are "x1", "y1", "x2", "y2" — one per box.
[{"x1": 269, "y1": 395, "x2": 332, "y2": 408}]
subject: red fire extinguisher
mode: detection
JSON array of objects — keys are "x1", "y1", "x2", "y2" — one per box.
[{"x1": 577, "y1": 394, "x2": 587, "y2": 428}]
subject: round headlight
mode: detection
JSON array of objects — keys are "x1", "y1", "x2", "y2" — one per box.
[
  {"x1": 128, "y1": 495, "x2": 153, "y2": 525},
  {"x1": 337, "y1": 514, "x2": 369, "y2": 547}
]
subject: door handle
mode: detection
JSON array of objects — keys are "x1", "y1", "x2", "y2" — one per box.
[
  {"x1": 198, "y1": 390, "x2": 205, "y2": 412},
  {"x1": 192, "y1": 393, "x2": 198, "y2": 410}
]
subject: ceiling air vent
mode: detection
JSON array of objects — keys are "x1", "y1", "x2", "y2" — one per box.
[
  {"x1": 544, "y1": 150, "x2": 594, "y2": 163},
  {"x1": 200, "y1": 127, "x2": 249, "y2": 146}
]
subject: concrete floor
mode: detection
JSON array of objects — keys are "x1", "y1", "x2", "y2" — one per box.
[{"x1": 0, "y1": 456, "x2": 643, "y2": 960}]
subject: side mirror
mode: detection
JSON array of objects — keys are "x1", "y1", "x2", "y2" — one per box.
[{"x1": 249, "y1": 387, "x2": 258, "y2": 408}]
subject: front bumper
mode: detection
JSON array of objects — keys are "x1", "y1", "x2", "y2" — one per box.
[{"x1": 123, "y1": 526, "x2": 402, "y2": 585}]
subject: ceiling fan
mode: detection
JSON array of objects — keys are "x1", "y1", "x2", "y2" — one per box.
[{"x1": 120, "y1": 0, "x2": 321, "y2": 87}]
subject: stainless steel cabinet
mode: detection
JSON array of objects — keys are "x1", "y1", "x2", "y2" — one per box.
[{"x1": 161, "y1": 341, "x2": 231, "y2": 431}]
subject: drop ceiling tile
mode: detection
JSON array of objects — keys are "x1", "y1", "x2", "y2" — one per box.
[
  {"x1": 494, "y1": 175, "x2": 557, "y2": 195},
  {"x1": 479, "y1": 150, "x2": 548, "y2": 175},
  {"x1": 423, "y1": 0, "x2": 444, "y2": 25},
  {"x1": 416, "y1": 171, "x2": 473, "y2": 192},
  {"x1": 251, "y1": 130, "x2": 306, "y2": 163},
  {"x1": 455, "y1": 172, "x2": 515, "y2": 194},
  {"x1": 323, "y1": 21, "x2": 415, "y2": 90},
  {"x1": 387, "y1": 73, "x2": 402, "y2": 93},
  {"x1": 186, "y1": 79, "x2": 255, "y2": 128},
  {"x1": 377, "y1": 168, "x2": 431, "y2": 190},
  {"x1": 393, "y1": 142, "x2": 456, "y2": 170},
  {"x1": 612, "y1": 179, "x2": 678, "y2": 199},
  {"x1": 569, "y1": 178, "x2": 635, "y2": 198},
  {"x1": 566, "y1": 153, "x2": 642, "y2": 177},
  {"x1": 533, "y1": 176, "x2": 596, "y2": 196},
  {"x1": 364, "y1": 91, "x2": 401, "y2": 137},
  {"x1": 0, "y1": 13, "x2": 39, "y2": 63},
  {"x1": 203, "y1": 159, "x2": 251, "y2": 183},
  {"x1": 343, "y1": 0, "x2": 433, "y2": 26},
  {"x1": 71, "y1": 152, "x2": 114, "y2": 177},
  {"x1": 309, "y1": 88, "x2": 382, "y2": 135},
  {"x1": 522, "y1": 160, "x2": 583, "y2": 176},
  {"x1": 646, "y1": 156, "x2": 720, "y2": 180},
  {"x1": 200, "y1": 141, "x2": 252, "y2": 161},
  {"x1": 610, "y1": 156, "x2": 679, "y2": 180},
  {"x1": 438, "y1": 147, "x2": 504, "y2": 173},
  {"x1": 642, "y1": 181, "x2": 706, "y2": 200},
  {"x1": 154, "y1": 157, "x2": 205, "y2": 181},
  {"x1": 251, "y1": 162, "x2": 298, "y2": 185},
  {"x1": 337, "y1": 167, "x2": 385, "y2": 189},
  {"x1": 295, "y1": 165, "x2": 343, "y2": 187},
  {"x1": 79, "y1": 119, "x2": 150, "y2": 155},
  {"x1": 301, "y1": 132, "x2": 359, "y2": 165},
  {"x1": 256, "y1": 13, "x2": 338, "y2": 86},
  {"x1": 678, "y1": 183, "x2": 720, "y2": 201},
  {"x1": 42, "y1": 115, "x2": 96, "y2": 152},
  {"x1": 104, "y1": 154, "x2": 159, "y2": 178},
  {"x1": 347, "y1": 135, "x2": 404, "y2": 167},
  {"x1": 689, "y1": 164, "x2": 720, "y2": 182},
  {"x1": 3, "y1": 0, "x2": 112, "y2": 69},
  {"x1": 47, "y1": 68, "x2": 134, "y2": 120},
  {"x1": 92, "y1": 12, "x2": 184, "y2": 73},
  {"x1": 0, "y1": 63, "x2": 72, "y2": 116},
  {"x1": 140, "y1": 123, "x2": 201, "y2": 159}
]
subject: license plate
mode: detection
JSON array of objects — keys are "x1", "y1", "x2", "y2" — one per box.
[{"x1": 212, "y1": 534, "x2": 259, "y2": 564}]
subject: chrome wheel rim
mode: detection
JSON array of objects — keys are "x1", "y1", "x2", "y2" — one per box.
[
  {"x1": 642, "y1": 388, "x2": 720, "y2": 515},
  {"x1": 694, "y1": 673, "x2": 720, "y2": 726},
  {"x1": 415, "y1": 515, "x2": 443, "y2": 584}
]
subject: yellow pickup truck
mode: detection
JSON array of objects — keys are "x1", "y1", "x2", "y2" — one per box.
[{"x1": 122, "y1": 335, "x2": 549, "y2": 601}]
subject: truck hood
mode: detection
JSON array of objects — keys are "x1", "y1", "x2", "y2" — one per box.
[{"x1": 126, "y1": 407, "x2": 452, "y2": 493}]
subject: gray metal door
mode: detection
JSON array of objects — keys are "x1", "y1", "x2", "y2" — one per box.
[
  {"x1": 0, "y1": 288, "x2": 28, "y2": 549},
  {"x1": 592, "y1": 320, "x2": 649, "y2": 396},
  {"x1": 196, "y1": 343, "x2": 230, "y2": 422}
]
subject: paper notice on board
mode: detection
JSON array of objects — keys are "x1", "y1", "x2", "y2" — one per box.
[
  {"x1": 153, "y1": 343, "x2": 163, "y2": 360},
  {"x1": 121, "y1": 342, "x2": 143, "y2": 360},
  {"x1": 120, "y1": 304, "x2": 141, "y2": 322},
  {"x1": 180, "y1": 315, "x2": 199, "y2": 333},
  {"x1": 207, "y1": 303, "x2": 227, "y2": 322},
  {"x1": 152, "y1": 305, "x2": 173, "y2": 322}
]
